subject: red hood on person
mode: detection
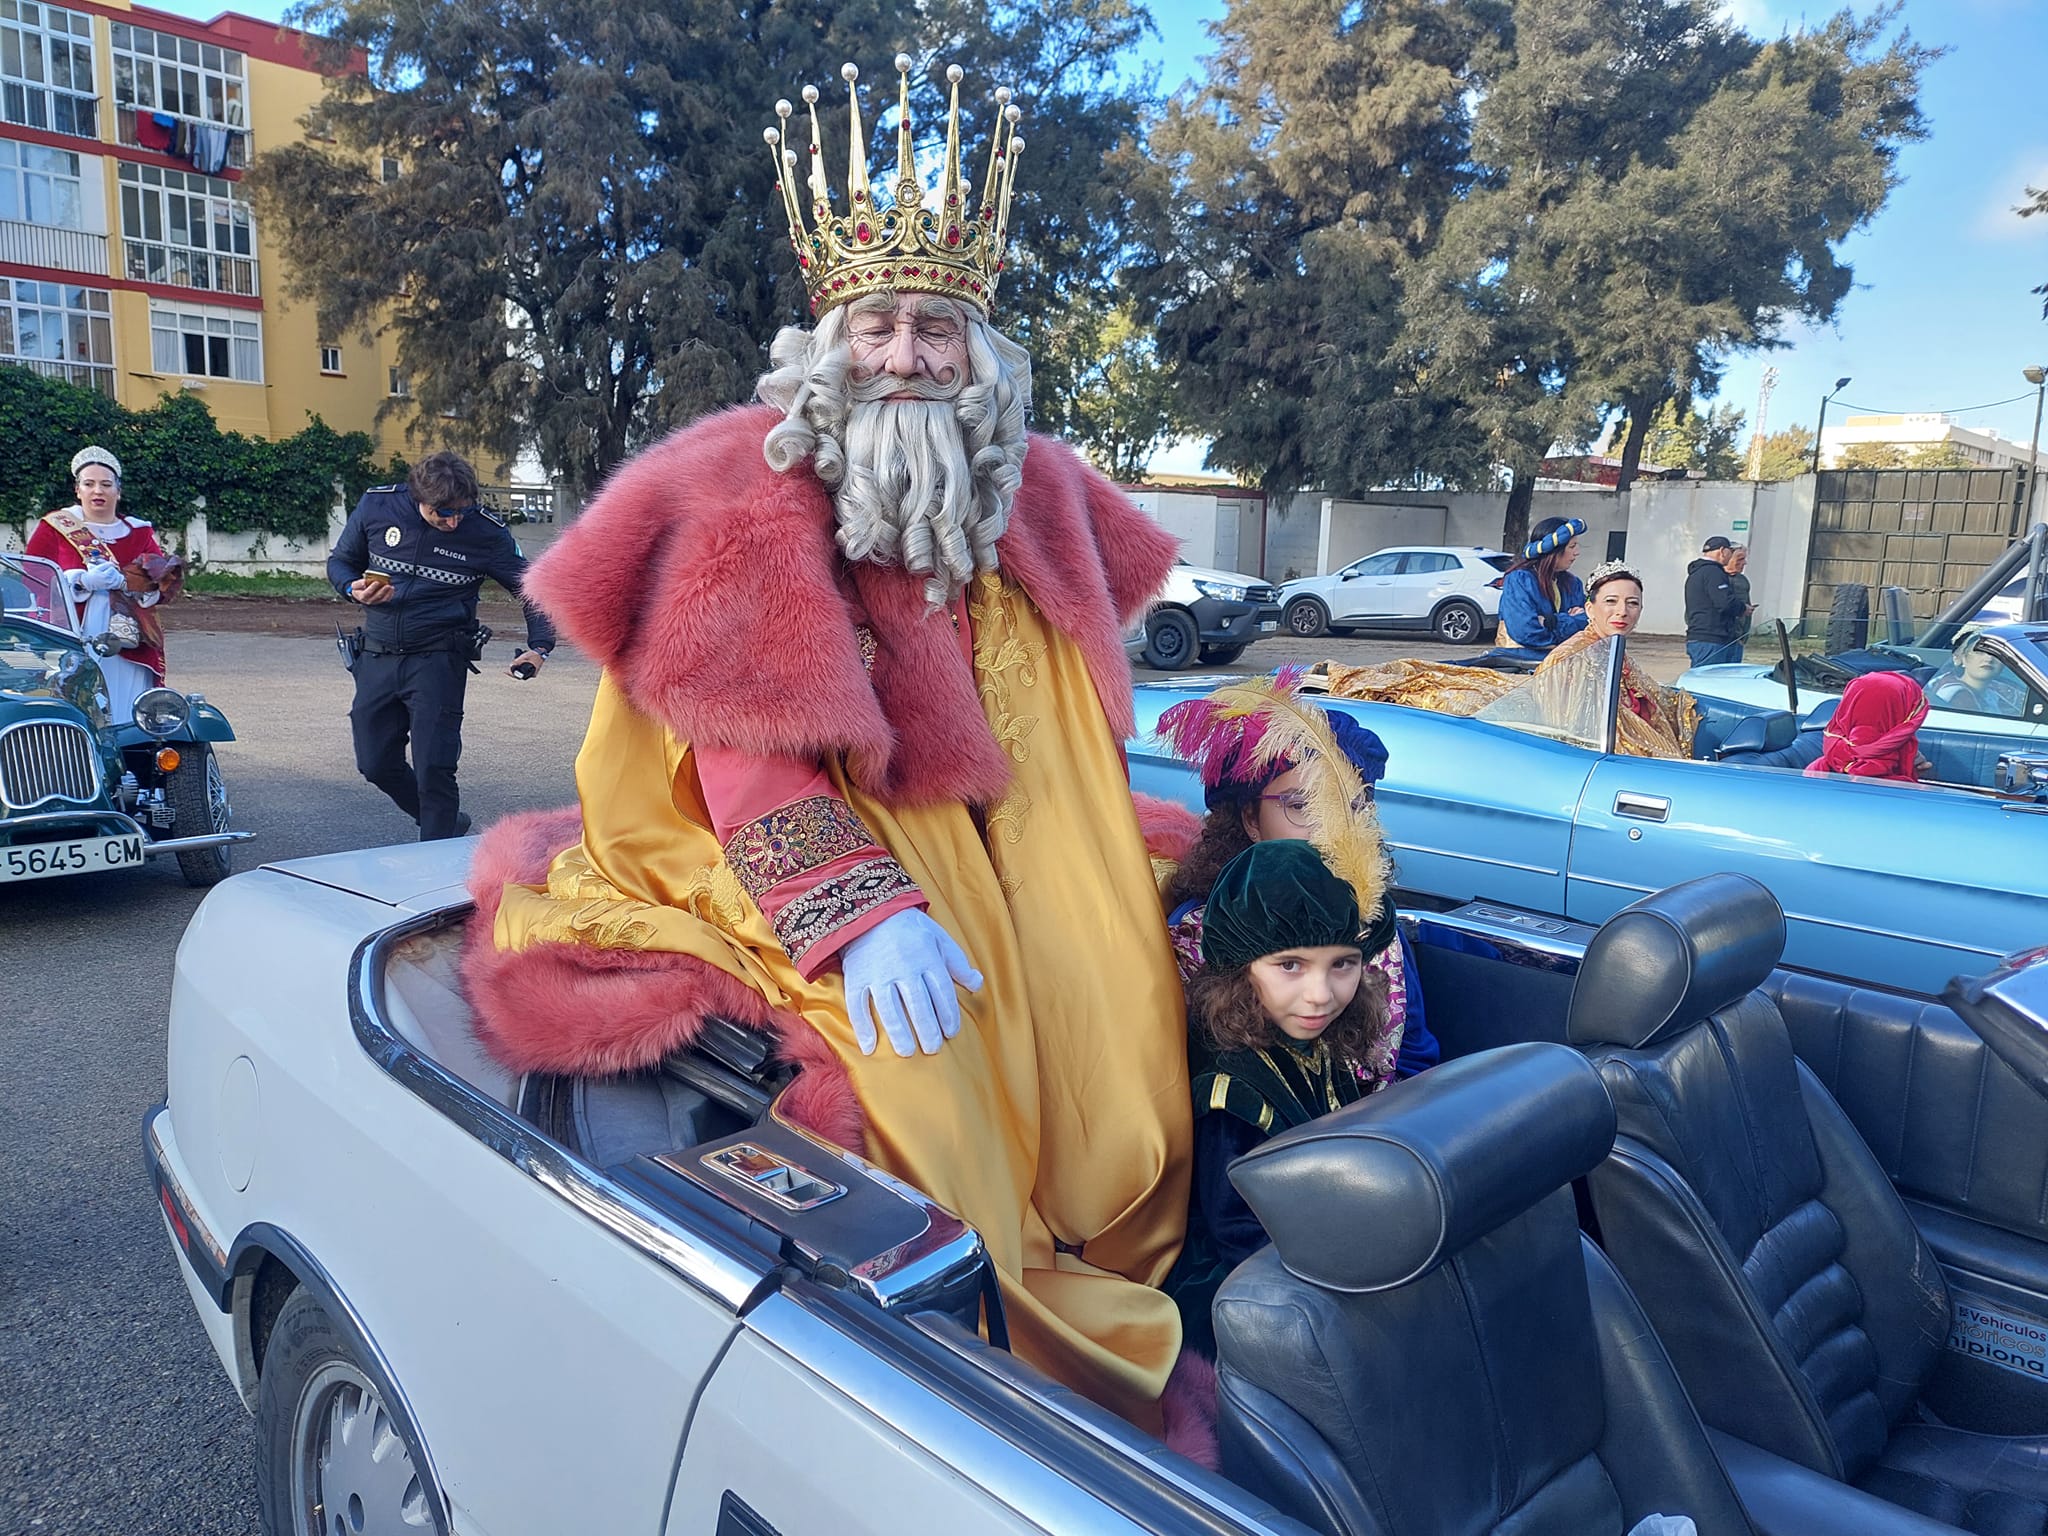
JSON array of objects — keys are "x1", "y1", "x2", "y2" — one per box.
[{"x1": 1806, "y1": 669, "x2": 1928, "y2": 782}]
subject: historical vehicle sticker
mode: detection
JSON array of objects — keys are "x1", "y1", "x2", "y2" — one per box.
[{"x1": 1946, "y1": 1293, "x2": 2048, "y2": 1378}]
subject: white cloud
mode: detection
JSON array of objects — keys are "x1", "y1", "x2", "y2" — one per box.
[
  {"x1": 1718, "y1": 0, "x2": 1780, "y2": 33},
  {"x1": 1976, "y1": 152, "x2": 2048, "y2": 241}
]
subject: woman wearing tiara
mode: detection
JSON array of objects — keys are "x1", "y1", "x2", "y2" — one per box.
[{"x1": 1323, "y1": 558, "x2": 1698, "y2": 760}]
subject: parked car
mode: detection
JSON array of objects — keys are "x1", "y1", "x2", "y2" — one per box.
[
  {"x1": 1979, "y1": 575, "x2": 2031, "y2": 625},
  {"x1": 1141, "y1": 560, "x2": 1283, "y2": 670},
  {"x1": 1131, "y1": 636, "x2": 2048, "y2": 995},
  {"x1": 1278, "y1": 545, "x2": 1512, "y2": 644},
  {"x1": 0, "y1": 552, "x2": 250, "y2": 887},
  {"x1": 149, "y1": 834, "x2": 2048, "y2": 1533},
  {"x1": 1677, "y1": 620, "x2": 2048, "y2": 793}
]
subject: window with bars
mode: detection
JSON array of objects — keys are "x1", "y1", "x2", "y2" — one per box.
[
  {"x1": 1, "y1": 278, "x2": 113, "y2": 395},
  {"x1": 111, "y1": 20, "x2": 248, "y2": 168},
  {"x1": 0, "y1": 0, "x2": 97, "y2": 140},
  {"x1": 118, "y1": 161, "x2": 257, "y2": 296},
  {"x1": 0, "y1": 137, "x2": 82, "y2": 227},
  {"x1": 149, "y1": 300, "x2": 261, "y2": 383},
  {"x1": 319, "y1": 344, "x2": 341, "y2": 374}
]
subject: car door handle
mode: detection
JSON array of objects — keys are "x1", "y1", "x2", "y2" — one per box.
[{"x1": 1613, "y1": 791, "x2": 1670, "y2": 823}]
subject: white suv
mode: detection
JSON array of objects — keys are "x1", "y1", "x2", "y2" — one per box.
[{"x1": 1279, "y1": 545, "x2": 1512, "y2": 645}]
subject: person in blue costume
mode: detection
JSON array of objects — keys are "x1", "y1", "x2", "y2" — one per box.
[
  {"x1": 1498, "y1": 515, "x2": 1588, "y2": 653},
  {"x1": 1155, "y1": 670, "x2": 1438, "y2": 1083}
]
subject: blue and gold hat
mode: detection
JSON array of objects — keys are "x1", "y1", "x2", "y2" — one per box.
[{"x1": 1523, "y1": 516, "x2": 1585, "y2": 561}]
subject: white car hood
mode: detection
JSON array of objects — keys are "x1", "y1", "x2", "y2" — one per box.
[
  {"x1": 263, "y1": 838, "x2": 477, "y2": 912},
  {"x1": 1175, "y1": 562, "x2": 1264, "y2": 586}
]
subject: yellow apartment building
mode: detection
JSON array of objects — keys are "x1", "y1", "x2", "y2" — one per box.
[{"x1": 0, "y1": 0, "x2": 411, "y2": 452}]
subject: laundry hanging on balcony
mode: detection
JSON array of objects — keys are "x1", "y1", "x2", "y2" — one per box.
[{"x1": 130, "y1": 110, "x2": 243, "y2": 175}]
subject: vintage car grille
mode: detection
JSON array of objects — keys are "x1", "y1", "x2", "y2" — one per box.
[{"x1": 0, "y1": 720, "x2": 102, "y2": 811}]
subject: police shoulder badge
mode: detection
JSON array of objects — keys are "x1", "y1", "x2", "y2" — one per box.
[{"x1": 384, "y1": 526, "x2": 402, "y2": 547}]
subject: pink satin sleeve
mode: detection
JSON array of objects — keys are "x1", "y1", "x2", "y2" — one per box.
[{"x1": 696, "y1": 745, "x2": 925, "y2": 978}]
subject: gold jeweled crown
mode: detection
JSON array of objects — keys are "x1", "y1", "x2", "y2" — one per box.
[{"x1": 765, "y1": 55, "x2": 1023, "y2": 319}]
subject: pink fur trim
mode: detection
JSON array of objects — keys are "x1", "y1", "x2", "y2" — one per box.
[
  {"x1": 1160, "y1": 1349, "x2": 1221, "y2": 1470},
  {"x1": 522, "y1": 406, "x2": 1177, "y2": 802},
  {"x1": 457, "y1": 808, "x2": 864, "y2": 1151},
  {"x1": 1133, "y1": 792, "x2": 1202, "y2": 866}
]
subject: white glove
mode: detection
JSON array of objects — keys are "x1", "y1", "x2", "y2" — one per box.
[
  {"x1": 840, "y1": 908, "x2": 983, "y2": 1058},
  {"x1": 75, "y1": 559, "x2": 126, "y2": 593}
]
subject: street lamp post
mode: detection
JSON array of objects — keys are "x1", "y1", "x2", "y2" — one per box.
[
  {"x1": 1811, "y1": 376, "x2": 1853, "y2": 474},
  {"x1": 2020, "y1": 366, "x2": 2047, "y2": 536}
]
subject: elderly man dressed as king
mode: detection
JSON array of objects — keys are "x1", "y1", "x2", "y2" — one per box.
[{"x1": 469, "y1": 58, "x2": 1192, "y2": 1426}]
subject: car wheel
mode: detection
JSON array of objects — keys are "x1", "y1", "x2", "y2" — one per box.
[
  {"x1": 1826, "y1": 583, "x2": 1870, "y2": 655},
  {"x1": 1141, "y1": 608, "x2": 1199, "y2": 669},
  {"x1": 1284, "y1": 597, "x2": 1329, "y2": 639},
  {"x1": 163, "y1": 742, "x2": 233, "y2": 887},
  {"x1": 257, "y1": 1289, "x2": 435, "y2": 1536},
  {"x1": 1198, "y1": 644, "x2": 1248, "y2": 665},
  {"x1": 1327, "y1": 625, "x2": 1357, "y2": 637},
  {"x1": 1433, "y1": 600, "x2": 1483, "y2": 645}
]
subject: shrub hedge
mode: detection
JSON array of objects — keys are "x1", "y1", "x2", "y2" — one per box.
[{"x1": 2, "y1": 368, "x2": 406, "y2": 542}]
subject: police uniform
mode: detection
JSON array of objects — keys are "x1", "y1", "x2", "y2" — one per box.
[{"x1": 327, "y1": 485, "x2": 558, "y2": 839}]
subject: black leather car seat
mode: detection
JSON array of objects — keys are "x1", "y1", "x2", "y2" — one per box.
[
  {"x1": 1211, "y1": 1042, "x2": 1756, "y2": 1535},
  {"x1": 1570, "y1": 874, "x2": 2048, "y2": 1532}
]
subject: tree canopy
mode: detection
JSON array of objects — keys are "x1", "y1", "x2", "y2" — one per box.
[
  {"x1": 1129, "y1": 0, "x2": 1931, "y2": 542},
  {"x1": 255, "y1": 0, "x2": 1151, "y2": 497},
  {"x1": 1747, "y1": 423, "x2": 1815, "y2": 481},
  {"x1": 1620, "y1": 400, "x2": 1747, "y2": 480}
]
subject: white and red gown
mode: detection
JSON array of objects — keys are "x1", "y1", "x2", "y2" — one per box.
[{"x1": 26, "y1": 507, "x2": 170, "y2": 719}]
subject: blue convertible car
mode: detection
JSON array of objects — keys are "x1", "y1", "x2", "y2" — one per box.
[{"x1": 1131, "y1": 637, "x2": 2048, "y2": 997}]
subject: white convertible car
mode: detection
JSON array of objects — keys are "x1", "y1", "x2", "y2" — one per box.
[{"x1": 152, "y1": 841, "x2": 2048, "y2": 1536}]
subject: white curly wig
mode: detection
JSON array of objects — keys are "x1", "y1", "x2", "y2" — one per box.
[{"x1": 755, "y1": 292, "x2": 1031, "y2": 608}]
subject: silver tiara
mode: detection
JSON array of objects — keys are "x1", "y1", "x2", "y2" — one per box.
[{"x1": 1586, "y1": 558, "x2": 1641, "y2": 589}]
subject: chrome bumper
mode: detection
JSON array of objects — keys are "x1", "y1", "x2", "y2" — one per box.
[{"x1": 2, "y1": 808, "x2": 254, "y2": 855}]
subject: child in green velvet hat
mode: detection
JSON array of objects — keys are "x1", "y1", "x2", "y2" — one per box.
[{"x1": 1168, "y1": 837, "x2": 1400, "y2": 1353}]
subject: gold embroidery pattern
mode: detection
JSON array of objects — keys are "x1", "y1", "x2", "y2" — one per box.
[
  {"x1": 773, "y1": 856, "x2": 919, "y2": 964},
  {"x1": 969, "y1": 572, "x2": 1044, "y2": 853},
  {"x1": 560, "y1": 900, "x2": 662, "y2": 951},
  {"x1": 722, "y1": 796, "x2": 876, "y2": 901}
]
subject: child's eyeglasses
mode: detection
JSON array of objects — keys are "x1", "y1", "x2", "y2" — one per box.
[{"x1": 1259, "y1": 785, "x2": 1375, "y2": 828}]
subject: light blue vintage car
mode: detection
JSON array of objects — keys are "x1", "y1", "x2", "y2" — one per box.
[{"x1": 1129, "y1": 637, "x2": 2048, "y2": 996}]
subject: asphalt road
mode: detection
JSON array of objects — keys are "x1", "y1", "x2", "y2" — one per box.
[{"x1": 0, "y1": 618, "x2": 1688, "y2": 1532}]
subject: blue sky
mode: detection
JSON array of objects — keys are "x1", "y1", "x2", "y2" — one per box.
[
  {"x1": 158, "y1": 0, "x2": 2048, "y2": 468},
  {"x1": 1130, "y1": 0, "x2": 2048, "y2": 468}
]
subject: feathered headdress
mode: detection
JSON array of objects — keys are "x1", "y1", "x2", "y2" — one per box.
[{"x1": 1155, "y1": 667, "x2": 1392, "y2": 924}]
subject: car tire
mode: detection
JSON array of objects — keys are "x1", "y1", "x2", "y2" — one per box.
[
  {"x1": 1433, "y1": 600, "x2": 1484, "y2": 645},
  {"x1": 1284, "y1": 597, "x2": 1329, "y2": 639},
  {"x1": 1826, "y1": 583, "x2": 1870, "y2": 655},
  {"x1": 1198, "y1": 644, "x2": 1248, "y2": 665},
  {"x1": 1327, "y1": 625, "x2": 1357, "y2": 637},
  {"x1": 1141, "y1": 608, "x2": 1200, "y2": 670},
  {"x1": 163, "y1": 741, "x2": 233, "y2": 887},
  {"x1": 256, "y1": 1288, "x2": 436, "y2": 1536}
]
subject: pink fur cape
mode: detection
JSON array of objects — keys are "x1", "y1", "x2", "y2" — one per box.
[{"x1": 521, "y1": 403, "x2": 1179, "y2": 809}]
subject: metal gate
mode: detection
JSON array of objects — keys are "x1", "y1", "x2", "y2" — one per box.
[{"x1": 1804, "y1": 467, "x2": 2022, "y2": 632}]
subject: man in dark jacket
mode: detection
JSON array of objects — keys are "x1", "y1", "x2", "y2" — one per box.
[
  {"x1": 327, "y1": 451, "x2": 556, "y2": 838},
  {"x1": 1683, "y1": 535, "x2": 1749, "y2": 668}
]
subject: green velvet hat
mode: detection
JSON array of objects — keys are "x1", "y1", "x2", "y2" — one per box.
[{"x1": 1201, "y1": 839, "x2": 1365, "y2": 972}]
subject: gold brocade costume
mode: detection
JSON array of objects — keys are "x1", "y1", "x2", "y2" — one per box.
[
  {"x1": 1322, "y1": 627, "x2": 1698, "y2": 760},
  {"x1": 497, "y1": 573, "x2": 1191, "y2": 1425}
]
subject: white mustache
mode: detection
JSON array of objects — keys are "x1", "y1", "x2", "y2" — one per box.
[{"x1": 848, "y1": 370, "x2": 963, "y2": 403}]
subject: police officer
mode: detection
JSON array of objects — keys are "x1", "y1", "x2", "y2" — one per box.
[{"x1": 328, "y1": 451, "x2": 556, "y2": 839}]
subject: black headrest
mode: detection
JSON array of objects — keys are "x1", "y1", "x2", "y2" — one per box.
[
  {"x1": 1804, "y1": 695, "x2": 1840, "y2": 730},
  {"x1": 1227, "y1": 1043, "x2": 1614, "y2": 1293},
  {"x1": 1566, "y1": 874, "x2": 1785, "y2": 1050}
]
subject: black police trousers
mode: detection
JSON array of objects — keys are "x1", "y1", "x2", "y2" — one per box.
[{"x1": 349, "y1": 648, "x2": 470, "y2": 840}]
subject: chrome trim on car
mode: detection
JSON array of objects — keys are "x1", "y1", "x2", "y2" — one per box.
[
  {"x1": 139, "y1": 829, "x2": 255, "y2": 855},
  {"x1": 1406, "y1": 904, "x2": 1589, "y2": 971},
  {"x1": 765, "y1": 1103, "x2": 1000, "y2": 1339},
  {"x1": 1383, "y1": 838, "x2": 1562, "y2": 878},
  {"x1": 347, "y1": 906, "x2": 776, "y2": 1313},
  {"x1": 1566, "y1": 874, "x2": 2008, "y2": 960},
  {"x1": 0, "y1": 807, "x2": 141, "y2": 838},
  {"x1": 0, "y1": 717, "x2": 100, "y2": 809}
]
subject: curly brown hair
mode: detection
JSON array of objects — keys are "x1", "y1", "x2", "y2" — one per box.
[
  {"x1": 1187, "y1": 956, "x2": 1390, "y2": 1063},
  {"x1": 1161, "y1": 807, "x2": 1254, "y2": 913}
]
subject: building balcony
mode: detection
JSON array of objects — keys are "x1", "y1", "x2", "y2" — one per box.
[
  {"x1": 3, "y1": 356, "x2": 115, "y2": 397},
  {"x1": 1, "y1": 85, "x2": 98, "y2": 142},
  {"x1": 0, "y1": 220, "x2": 110, "y2": 278},
  {"x1": 120, "y1": 240, "x2": 257, "y2": 298}
]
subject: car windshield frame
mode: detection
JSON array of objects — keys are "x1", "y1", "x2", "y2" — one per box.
[{"x1": 0, "y1": 553, "x2": 83, "y2": 638}]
